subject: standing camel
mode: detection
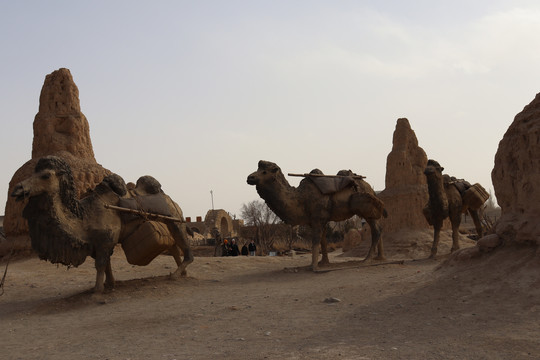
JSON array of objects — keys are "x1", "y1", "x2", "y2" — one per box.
[
  {"x1": 423, "y1": 159, "x2": 485, "y2": 258},
  {"x1": 247, "y1": 160, "x2": 387, "y2": 270},
  {"x1": 11, "y1": 156, "x2": 193, "y2": 292}
]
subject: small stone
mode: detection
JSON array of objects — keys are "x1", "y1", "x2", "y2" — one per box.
[
  {"x1": 324, "y1": 297, "x2": 341, "y2": 303},
  {"x1": 477, "y1": 234, "x2": 502, "y2": 252}
]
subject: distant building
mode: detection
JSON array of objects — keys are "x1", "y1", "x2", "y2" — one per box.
[{"x1": 185, "y1": 209, "x2": 243, "y2": 245}]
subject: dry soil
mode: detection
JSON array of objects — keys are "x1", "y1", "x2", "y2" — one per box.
[{"x1": 1, "y1": 243, "x2": 539, "y2": 360}]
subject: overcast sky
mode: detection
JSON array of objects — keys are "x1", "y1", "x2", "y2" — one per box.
[{"x1": 1, "y1": 1, "x2": 540, "y2": 219}]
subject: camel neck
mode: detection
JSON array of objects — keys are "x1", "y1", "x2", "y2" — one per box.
[
  {"x1": 426, "y1": 174, "x2": 447, "y2": 207},
  {"x1": 23, "y1": 194, "x2": 90, "y2": 267},
  {"x1": 256, "y1": 173, "x2": 302, "y2": 225}
]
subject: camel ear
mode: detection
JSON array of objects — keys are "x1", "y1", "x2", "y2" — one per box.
[
  {"x1": 440, "y1": 167, "x2": 444, "y2": 172},
  {"x1": 271, "y1": 167, "x2": 279, "y2": 173}
]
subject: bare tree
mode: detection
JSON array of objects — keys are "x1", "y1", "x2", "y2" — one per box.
[
  {"x1": 240, "y1": 200, "x2": 282, "y2": 254},
  {"x1": 284, "y1": 225, "x2": 298, "y2": 251}
]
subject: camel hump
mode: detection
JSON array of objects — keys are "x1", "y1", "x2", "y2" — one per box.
[
  {"x1": 135, "y1": 175, "x2": 163, "y2": 195},
  {"x1": 100, "y1": 174, "x2": 127, "y2": 196},
  {"x1": 336, "y1": 169, "x2": 355, "y2": 177}
]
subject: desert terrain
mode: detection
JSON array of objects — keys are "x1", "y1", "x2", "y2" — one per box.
[{"x1": 1, "y1": 241, "x2": 539, "y2": 360}]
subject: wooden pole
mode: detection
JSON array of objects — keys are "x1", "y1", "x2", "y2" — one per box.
[
  {"x1": 288, "y1": 173, "x2": 366, "y2": 179},
  {"x1": 104, "y1": 204, "x2": 184, "y2": 223}
]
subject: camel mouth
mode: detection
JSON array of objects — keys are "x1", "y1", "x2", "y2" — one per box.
[
  {"x1": 246, "y1": 176, "x2": 257, "y2": 185},
  {"x1": 11, "y1": 186, "x2": 28, "y2": 202},
  {"x1": 424, "y1": 167, "x2": 437, "y2": 175}
]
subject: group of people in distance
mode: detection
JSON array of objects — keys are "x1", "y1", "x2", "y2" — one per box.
[{"x1": 222, "y1": 238, "x2": 257, "y2": 257}]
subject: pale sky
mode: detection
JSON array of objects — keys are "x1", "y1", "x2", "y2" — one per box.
[{"x1": 2, "y1": 1, "x2": 540, "y2": 219}]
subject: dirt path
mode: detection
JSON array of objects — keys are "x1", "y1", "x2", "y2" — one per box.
[{"x1": 1, "y1": 246, "x2": 539, "y2": 359}]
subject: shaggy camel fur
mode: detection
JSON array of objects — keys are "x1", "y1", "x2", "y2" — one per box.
[
  {"x1": 247, "y1": 160, "x2": 387, "y2": 270},
  {"x1": 11, "y1": 156, "x2": 193, "y2": 292},
  {"x1": 423, "y1": 159, "x2": 484, "y2": 258}
]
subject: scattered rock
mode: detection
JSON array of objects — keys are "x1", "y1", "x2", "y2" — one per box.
[
  {"x1": 324, "y1": 297, "x2": 341, "y2": 303},
  {"x1": 477, "y1": 234, "x2": 502, "y2": 252},
  {"x1": 454, "y1": 246, "x2": 481, "y2": 261}
]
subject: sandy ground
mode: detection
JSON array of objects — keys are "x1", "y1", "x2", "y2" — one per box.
[{"x1": 1, "y1": 242, "x2": 539, "y2": 360}]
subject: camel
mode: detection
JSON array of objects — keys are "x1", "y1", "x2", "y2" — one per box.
[
  {"x1": 423, "y1": 159, "x2": 485, "y2": 258},
  {"x1": 11, "y1": 156, "x2": 193, "y2": 293},
  {"x1": 247, "y1": 160, "x2": 387, "y2": 270}
]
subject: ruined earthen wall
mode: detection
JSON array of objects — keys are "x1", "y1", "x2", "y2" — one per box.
[
  {"x1": 492, "y1": 93, "x2": 540, "y2": 246},
  {"x1": 3, "y1": 69, "x2": 110, "y2": 251},
  {"x1": 378, "y1": 118, "x2": 429, "y2": 233}
]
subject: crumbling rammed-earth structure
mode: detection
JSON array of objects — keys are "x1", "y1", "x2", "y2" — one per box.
[
  {"x1": 3, "y1": 68, "x2": 111, "y2": 256},
  {"x1": 491, "y1": 92, "x2": 540, "y2": 249},
  {"x1": 443, "y1": 92, "x2": 540, "y2": 261},
  {"x1": 378, "y1": 118, "x2": 429, "y2": 233}
]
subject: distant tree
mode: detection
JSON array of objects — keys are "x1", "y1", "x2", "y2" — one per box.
[
  {"x1": 240, "y1": 200, "x2": 282, "y2": 254},
  {"x1": 284, "y1": 225, "x2": 298, "y2": 251}
]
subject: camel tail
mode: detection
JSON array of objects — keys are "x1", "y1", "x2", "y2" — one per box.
[{"x1": 383, "y1": 209, "x2": 388, "y2": 218}]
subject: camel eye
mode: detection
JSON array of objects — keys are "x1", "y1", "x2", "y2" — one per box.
[
  {"x1": 40, "y1": 173, "x2": 51, "y2": 180},
  {"x1": 262, "y1": 171, "x2": 267, "y2": 175}
]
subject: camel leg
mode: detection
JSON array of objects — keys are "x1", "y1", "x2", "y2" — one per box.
[
  {"x1": 169, "y1": 245, "x2": 186, "y2": 279},
  {"x1": 104, "y1": 259, "x2": 115, "y2": 289},
  {"x1": 168, "y1": 223, "x2": 194, "y2": 279},
  {"x1": 94, "y1": 268, "x2": 105, "y2": 293},
  {"x1": 311, "y1": 242, "x2": 320, "y2": 271},
  {"x1": 94, "y1": 259, "x2": 107, "y2": 293},
  {"x1": 319, "y1": 227, "x2": 330, "y2": 265},
  {"x1": 430, "y1": 220, "x2": 443, "y2": 258},
  {"x1": 450, "y1": 222, "x2": 460, "y2": 253},
  {"x1": 310, "y1": 225, "x2": 323, "y2": 271},
  {"x1": 93, "y1": 247, "x2": 112, "y2": 293},
  {"x1": 469, "y1": 209, "x2": 483, "y2": 239},
  {"x1": 364, "y1": 219, "x2": 384, "y2": 261},
  {"x1": 376, "y1": 227, "x2": 385, "y2": 260},
  {"x1": 449, "y1": 210, "x2": 462, "y2": 253}
]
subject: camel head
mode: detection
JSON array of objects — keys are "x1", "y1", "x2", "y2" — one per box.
[
  {"x1": 11, "y1": 156, "x2": 81, "y2": 217},
  {"x1": 424, "y1": 159, "x2": 444, "y2": 177},
  {"x1": 247, "y1": 160, "x2": 282, "y2": 187}
]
